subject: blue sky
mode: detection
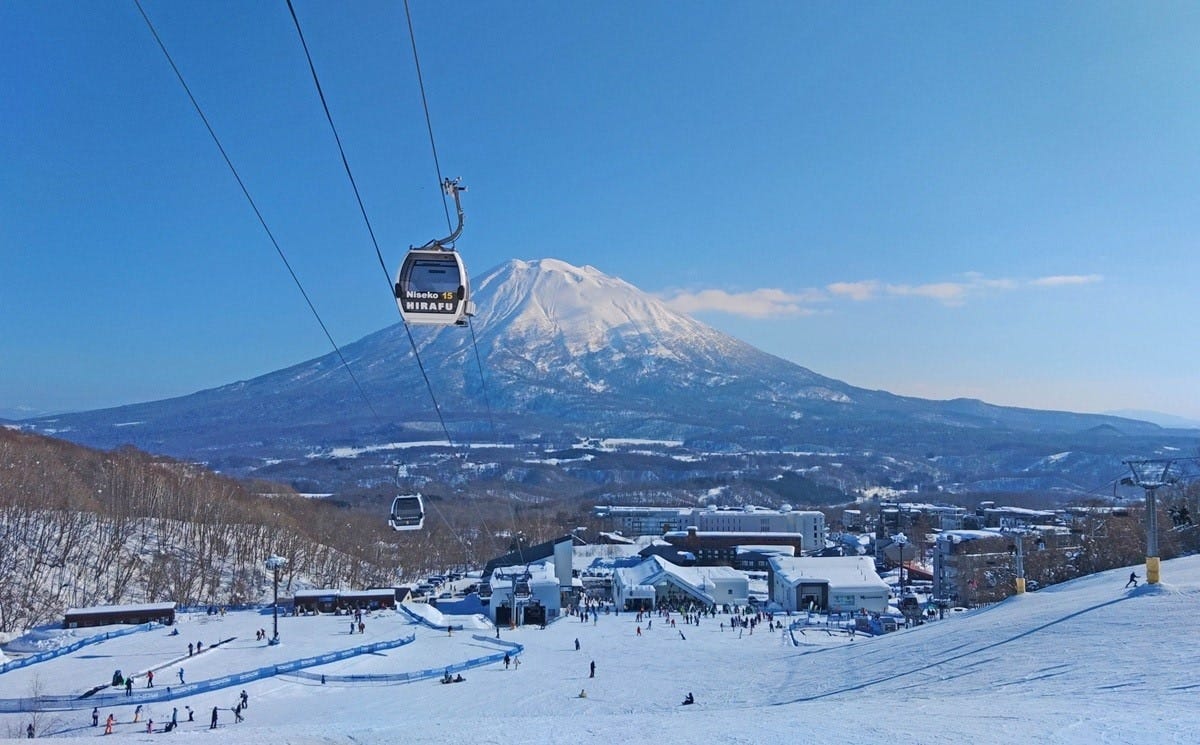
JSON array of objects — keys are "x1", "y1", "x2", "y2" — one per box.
[{"x1": 3, "y1": 1, "x2": 1199, "y2": 421}]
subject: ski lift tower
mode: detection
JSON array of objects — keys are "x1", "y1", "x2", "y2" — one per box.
[
  {"x1": 265, "y1": 554, "x2": 289, "y2": 644},
  {"x1": 1122, "y1": 458, "x2": 1180, "y2": 585}
]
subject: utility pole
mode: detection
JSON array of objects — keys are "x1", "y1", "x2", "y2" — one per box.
[{"x1": 1122, "y1": 459, "x2": 1179, "y2": 585}]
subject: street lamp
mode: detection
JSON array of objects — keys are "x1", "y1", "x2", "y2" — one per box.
[
  {"x1": 264, "y1": 555, "x2": 288, "y2": 645},
  {"x1": 893, "y1": 533, "x2": 908, "y2": 593}
]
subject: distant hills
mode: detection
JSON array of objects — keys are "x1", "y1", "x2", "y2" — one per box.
[{"x1": 19, "y1": 258, "x2": 1199, "y2": 499}]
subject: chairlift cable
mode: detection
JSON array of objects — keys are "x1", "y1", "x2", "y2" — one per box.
[{"x1": 133, "y1": 0, "x2": 381, "y2": 423}]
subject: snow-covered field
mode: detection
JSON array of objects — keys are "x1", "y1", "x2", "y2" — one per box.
[{"x1": 2, "y1": 557, "x2": 1198, "y2": 743}]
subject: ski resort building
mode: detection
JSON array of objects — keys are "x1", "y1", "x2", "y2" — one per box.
[
  {"x1": 612, "y1": 555, "x2": 749, "y2": 610},
  {"x1": 63, "y1": 602, "x2": 177, "y2": 629},
  {"x1": 487, "y1": 560, "x2": 561, "y2": 627},
  {"x1": 661, "y1": 527, "x2": 806, "y2": 566},
  {"x1": 768, "y1": 556, "x2": 889, "y2": 613},
  {"x1": 593, "y1": 504, "x2": 825, "y2": 547}
]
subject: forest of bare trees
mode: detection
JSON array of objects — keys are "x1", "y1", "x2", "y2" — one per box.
[{"x1": 0, "y1": 429, "x2": 597, "y2": 633}]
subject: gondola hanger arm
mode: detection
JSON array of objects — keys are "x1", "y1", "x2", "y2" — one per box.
[{"x1": 419, "y1": 177, "x2": 466, "y2": 250}]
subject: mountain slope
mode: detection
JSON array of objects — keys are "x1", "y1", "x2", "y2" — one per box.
[{"x1": 22, "y1": 258, "x2": 1186, "y2": 493}]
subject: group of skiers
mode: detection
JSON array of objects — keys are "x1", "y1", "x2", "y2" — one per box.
[{"x1": 91, "y1": 691, "x2": 247, "y2": 734}]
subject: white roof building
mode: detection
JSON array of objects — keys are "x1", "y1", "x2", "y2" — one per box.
[
  {"x1": 769, "y1": 556, "x2": 890, "y2": 613},
  {"x1": 612, "y1": 555, "x2": 749, "y2": 609}
]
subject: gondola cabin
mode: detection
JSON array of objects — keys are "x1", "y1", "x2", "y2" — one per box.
[
  {"x1": 389, "y1": 493, "x2": 426, "y2": 531},
  {"x1": 394, "y1": 249, "x2": 473, "y2": 326}
]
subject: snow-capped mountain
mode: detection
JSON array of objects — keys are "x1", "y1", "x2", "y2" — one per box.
[{"x1": 21, "y1": 259, "x2": 1191, "y2": 495}]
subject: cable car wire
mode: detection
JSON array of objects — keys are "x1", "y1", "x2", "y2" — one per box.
[
  {"x1": 284, "y1": 0, "x2": 459, "y2": 455},
  {"x1": 402, "y1": 0, "x2": 453, "y2": 234},
  {"x1": 132, "y1": 0, "x2": 381, "y2": 422},
  {"x1": 285, "y1": 0, "x2": 487, "y2": 557},
  {"x1": 400, "y1": 0, "x2": 502, "y2": 444}
]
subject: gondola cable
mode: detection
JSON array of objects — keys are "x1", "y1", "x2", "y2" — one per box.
[
  {"x1": 132, "y1": 0, "x2": 381, "y2": 423},
  {"x1": 284, "y1": 0, "x2": 460, "y2": 455},
  {"x1": 287, "y1": 0, "x2": 494, "y2": 557}
]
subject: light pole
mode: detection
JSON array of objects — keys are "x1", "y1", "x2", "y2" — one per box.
[{"x1": 265, "y1": 555, "x2": 288, "y2": 645}]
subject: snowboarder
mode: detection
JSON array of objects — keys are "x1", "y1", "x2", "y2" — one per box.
[
  {"x1": 210, "y1": 706, "x2": 219, "y2": 729},
  {"x1": 577, "y1": 689, "x2": 587, "y2": 698},
  {"x1": 1126, "y1": 572, "x2": 1139, "y2": 588},
  {"x1": 589, "y1": 660, "x2": 595, "y2": 678},
  {"x1": 682, "y1": 692, "x2": 695, "y2": 705},
  {"x1": 92, "y1": 707, "x2": 99, "y2": 727}
]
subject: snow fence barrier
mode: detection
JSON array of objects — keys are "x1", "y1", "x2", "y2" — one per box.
[
  {"x1": 0, "y1": 623, "x2": 156, "y2": 676},
  {"x1": 0, "y1": 633, "x2": 416, "y2": 713},
  {"x1": 284, "y1": 634, "x2": 523, "y2": 685}
]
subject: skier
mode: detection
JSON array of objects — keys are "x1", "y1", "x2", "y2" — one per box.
[
  {"x1": 503, "y1": 653, "x2": 511, "y2": 669},
  {"x1": 125, "y1": 677, "x2": 133, "y2": 696},
  {"x1": 589, "y1": 660, "x2": 595, "y2": 678},
  {"x1": 1126, "y1": 571, "x2": 1139, "y2": 588},
  {"x1": 105, "y1": 713, "x2": 115, "y2": 735},
  {"x1": 233, "y1": 702, "x2": 244, "y2": 723},
  {"x1": 575, "y1": 638, "x2": 580, "y2": 651},
  {"x1": 186, "y1": 706, "x2": 194, "y2": 722},
  {"x1": 188, "y1": 642, "x2": 194, "y2": 656},
  {"x1": 146, "y1": 720, "x2": 153, "y2": 734},
  {"x1": 210, "y1": 706, "x2": 219, "y2": 730},
  {"x1": 171, "y1": 707, "x2": 178, "y2": 727},
  {"x1": 134, "y1": 705, "x2": 142, "y2": 723},
  {"x1": 92, "y1": 707, "x2": 99, "y2": 727},
  {"x1": 178, "y1": 667, "x2": 185, "y2": 684},
  {"x1": 147, "y1": 669, "x2": 154, "y2": 688},
  {"x1": 239, "y1": 690, "x2": 248, "y2": 709},
  {"x1": 679, "y1": 630, "x2": 686, "y2": 641}
]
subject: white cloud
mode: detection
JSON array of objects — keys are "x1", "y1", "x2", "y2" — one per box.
[
  {"x1": 661, "y1": 288, "x2": 820, "y2": 318},
  {"x1": 1029, "y1": 274, "x2": 1103, "y2": 287},
  {"x1": 661, "y1": 273, "x2": 1101, "y2": 317},
  {"x1": 826, "y1": 281, "x2": 881, "y2": 301}
]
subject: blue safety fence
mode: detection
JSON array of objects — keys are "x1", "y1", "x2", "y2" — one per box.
[
  {"x1": 0, "y1": 623, "x2": 157, "y2": 676},
  {"x1": 284, "y1": 635, "x2": 523, "y2": 685},
  {"x1": 0, "y1": 633, "x2": 416, "y2": 713}
]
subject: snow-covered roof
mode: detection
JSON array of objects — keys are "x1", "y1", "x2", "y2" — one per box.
[
  {"x1": 736, "y1": 545, "x2": 796, "y2": 557},
  {"x1": 615, "y1": 556, "x2": 747, "y2": 604},
  {"x1": 65, "y1": 602, "x2": 176, "y2": 615},
  {"x1": 769, "y1": 556, "x2": 888, "y2": 593}
]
